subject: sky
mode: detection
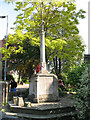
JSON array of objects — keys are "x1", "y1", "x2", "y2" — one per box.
[
  {"x1": 0, "y1": 0, "x2": 89, "y2": 53},
  {"x1": 76, "y1": 0, "x2": 89, "y2": 54}
]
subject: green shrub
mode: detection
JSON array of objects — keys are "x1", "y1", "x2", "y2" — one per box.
[
  {"x1": 58, "y1": 87, "x2": 67, "y2": 97},
  {"x1": 74, "y1": 66, "x2": 90, "y2": 119},
  {"x1": 21, "y1": 78, "x2": 26, "y2": 83},
  {"x1": 21, "y1": 77, "x2": 29, "y2": 84},
  {"x1": 67, "y1": 63, "x2": 86, "y2": 89}
]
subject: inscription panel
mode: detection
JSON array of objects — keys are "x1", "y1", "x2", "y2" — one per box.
[{"x1": 38, "y1": 77, "x2": 53, "y2": 95}]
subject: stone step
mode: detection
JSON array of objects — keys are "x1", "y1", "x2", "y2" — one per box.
[
  {"x1": 5, "y1": 111, "x2": 77, "y2": 120},
  {"x1": 7, "y1": 95, "x2": 77, "y2": 119},
  {"x1": 8, "y1": 101, "x2": 76, "y2": 115}
]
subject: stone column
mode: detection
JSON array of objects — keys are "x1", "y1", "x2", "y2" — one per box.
[
  {"x1": 40, "y1": 22, "x2": 47, "y2": 73},
  {"x1": 1, "y1": 82, "x2": 9, "y2": 104},
  {"x1": 84, "y1": 2, "x2": 90, "y2": 78},
  {"x1": 40, "y1": 3, "x2": 48, "y2": 74}
]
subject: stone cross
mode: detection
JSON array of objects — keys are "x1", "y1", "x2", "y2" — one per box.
[{"x1": 29, "y1": 2, "x2": 59, "y2": 103}]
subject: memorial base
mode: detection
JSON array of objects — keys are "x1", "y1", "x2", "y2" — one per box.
[{"x1": 29, "y1": 73, "x2": 59, "y2": 103}]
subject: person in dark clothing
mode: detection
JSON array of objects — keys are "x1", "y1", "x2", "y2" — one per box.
[
  {"x1": 9, "y1": 79, "x2": 17, "y2": 92},
  {"x1": 58, "y1": 79, "x2": 67, "y2": 91}
]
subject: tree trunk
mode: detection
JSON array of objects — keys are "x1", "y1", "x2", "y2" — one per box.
[
  {"x1": 59, "y1": 58, "x2": 61, "y2": 73},
  {"x1": 55, "y1": 56, "x2": 58, "y2": 76},
  {"x1": 56, "y1": 56, "x2": 57, "y2": 70},
  {"x1": 18, "y1": 71, "x2": 21, "y2": 84}
]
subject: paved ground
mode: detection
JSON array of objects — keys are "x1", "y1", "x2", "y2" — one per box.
[
  {"x1": 1, "y1": 104, "x2": 28, "y2": 120},
  {"x1": 1, "y1": 84, "x2": 29, "y2": 120},
  {"x1": 16, "y1": 84, "x2": 29, "y2": 91},
  {"x1": 1, "y1": 114, "x2": 28, "y2": 120},
  {"x1": 17, "y1": 84, "x2": 29, "y2": 88},
  {"x1": 1, "y1": 84, "x2": 75, "y2": 120}
]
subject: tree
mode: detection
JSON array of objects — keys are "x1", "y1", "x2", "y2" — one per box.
[
  {"x1": 1, "y1": 0, "x2": 86, "y2": 79},
  {"x1": 7, "y1": 38, "x2": 40, "y2": 82},
  {"x1": 67, "y1": 63, "x2": 87, "y2": 89}
]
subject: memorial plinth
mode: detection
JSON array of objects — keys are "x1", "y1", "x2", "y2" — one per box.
[{"x1": 29, "y1": 73, "x2": 59, "y2": 103}]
